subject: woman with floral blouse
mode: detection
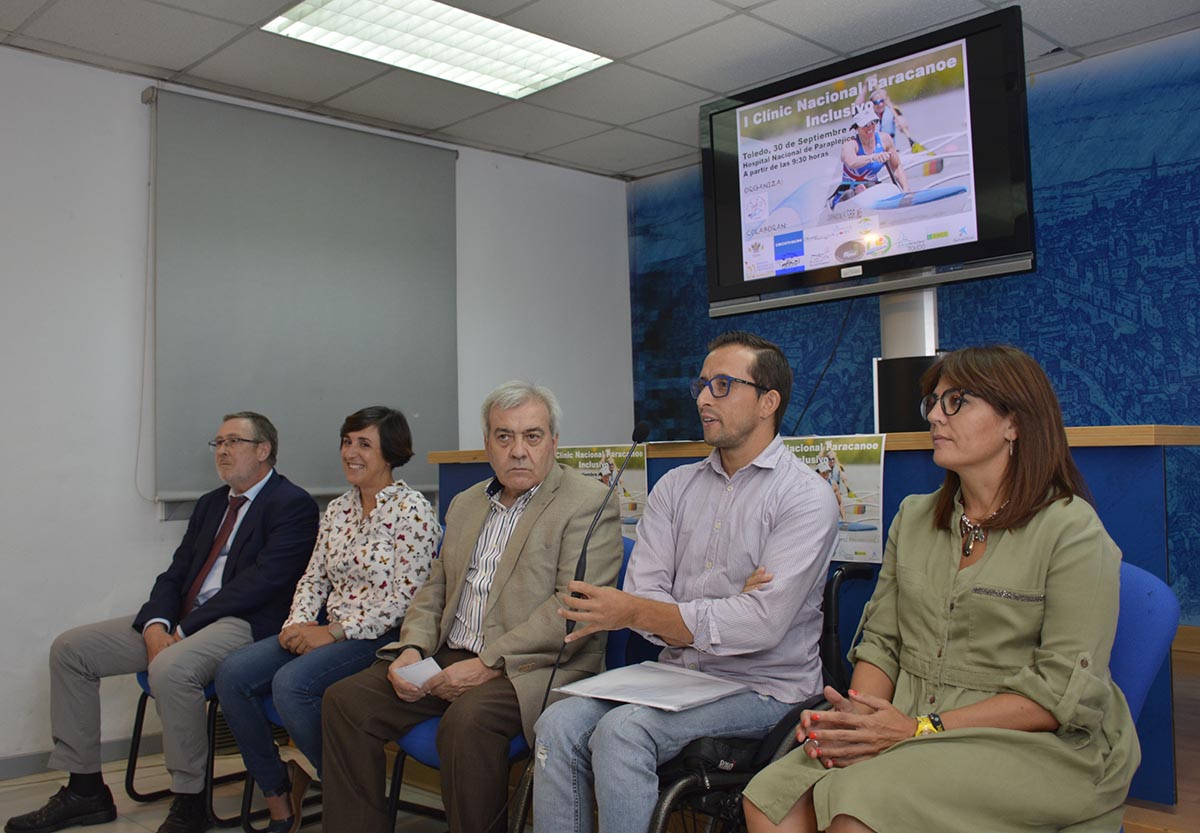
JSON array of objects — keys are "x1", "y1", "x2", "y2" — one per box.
[{"x1": 215, "y1": 406, "x2": 440, "y2": 833}]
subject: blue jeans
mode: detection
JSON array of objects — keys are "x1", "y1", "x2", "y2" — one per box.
[
  {"x1": 215, "y1": 629, "x2": 398, "y2": 794},
  {"x1": 532, "y1": 690, "x2": 793, "y2": 833}
]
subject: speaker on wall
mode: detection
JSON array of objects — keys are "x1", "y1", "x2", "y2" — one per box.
[{"x1": 874, "y1": 355, "x2": 940, "y2": 433}]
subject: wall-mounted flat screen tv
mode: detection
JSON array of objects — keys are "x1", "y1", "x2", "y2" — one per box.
[{"x1": 701, "y1": 8, "x2": 1034, "y2": 316}]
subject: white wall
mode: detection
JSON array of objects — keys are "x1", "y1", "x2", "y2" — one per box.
[
  {"x1": 454, "y1": 151, "x2": 633, "y2": 447},
  {"x1": 0, "y1": 45, "x2": 633, "y2": 765}
]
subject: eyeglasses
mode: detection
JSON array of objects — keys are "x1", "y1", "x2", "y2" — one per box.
[
  {"x1": 870, "y1": 98, "x2": 885, "y2": 105},
  {"x1": 690, "y1": 375, "x2": 770, "y2": 399},
  {"x1": 208, "y1": 437, "x2": 263, "y2": 451},
  {"x1": 919, "y1": 388, "x2": 980, "y2": 421}
]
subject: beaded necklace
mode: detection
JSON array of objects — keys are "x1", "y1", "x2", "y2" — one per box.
[{"x1": 958, "y1": 501, "x2": 1008, "y2": 559}]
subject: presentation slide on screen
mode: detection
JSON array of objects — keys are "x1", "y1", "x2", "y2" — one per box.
[{"x1": 736, "y1": 41, "x2": 977, "y2": 281}]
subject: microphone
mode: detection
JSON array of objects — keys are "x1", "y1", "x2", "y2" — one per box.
[{"x1": 565, "y1": 420, "x2": 651, "y2": 633}]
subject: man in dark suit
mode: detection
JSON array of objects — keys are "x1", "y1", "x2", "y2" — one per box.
[
  {"x1": 320, "y1": 382, "x2": 623, "y2": 833},
  {"x1": 5, "y1": 412, "x2": 319, "y2": 833}
]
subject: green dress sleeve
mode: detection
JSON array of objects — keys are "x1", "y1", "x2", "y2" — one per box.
[{"x1": 997, "y1": 501, "x2": 1123, "y2": 736}]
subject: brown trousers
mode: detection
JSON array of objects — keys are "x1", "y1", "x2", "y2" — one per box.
[{"x1": 320, "y1": 647, "x2": 523, "y2": 833}]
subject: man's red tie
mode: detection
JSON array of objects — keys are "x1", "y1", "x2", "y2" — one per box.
[{"x1": 181, "y1": 495, "x2": 249, "y2": 616}]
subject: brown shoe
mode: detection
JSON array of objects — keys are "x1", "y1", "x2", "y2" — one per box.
[{"x1": 285, "y1": 761, "x2": 311, "y2": 833}]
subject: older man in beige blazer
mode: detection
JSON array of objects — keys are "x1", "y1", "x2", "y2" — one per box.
[{"x1": 321, "y1": 381, "x2": 622, "y2": 833}]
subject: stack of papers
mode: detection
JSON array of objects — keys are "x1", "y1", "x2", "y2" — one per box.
[{"x1": 555, "y1": 662, "x2": 749, "y2": 712}]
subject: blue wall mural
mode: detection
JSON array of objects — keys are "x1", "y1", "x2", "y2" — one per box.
[{"x1": 628, "y1": 28, "x2": 1200, "y2": 622}]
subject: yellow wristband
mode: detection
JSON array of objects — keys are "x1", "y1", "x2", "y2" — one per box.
[{"x1": 914, "y1": 715, "x2": 938, "y2": 736}]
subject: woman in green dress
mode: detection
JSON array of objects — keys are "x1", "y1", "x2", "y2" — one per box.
[{"x1": 743, "y1": 345, "x2": 1140, "y2": 833}]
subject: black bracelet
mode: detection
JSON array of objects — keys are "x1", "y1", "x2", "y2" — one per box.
[{"x1": 928, "y1": 712, "x2": 945, "y2": 732}]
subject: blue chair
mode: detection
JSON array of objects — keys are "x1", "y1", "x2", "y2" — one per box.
[
  {"x1": 1111, "y1": 561, "x2": 1179, "y2": 720},
  {"x1": 388, "y1": 536, "x2": 639, "y2": 827},
  {"x1": 1061, "y1": 561, "x2": 1179, "y2": 833},
  {"x1": 125, "y1": 671, "x2": 244, "y2": 828}
]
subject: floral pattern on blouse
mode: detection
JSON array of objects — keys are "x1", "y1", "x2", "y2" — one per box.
[{"x1": 284, "y1": 480, "x2": 440, "y2": 640}]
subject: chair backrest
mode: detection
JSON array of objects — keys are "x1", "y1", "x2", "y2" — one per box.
[
  {"x1": 604, "y1": 536, "x2": 639, "y2": 670},
  {"x1": 1111, "y1": 561, "x2": 1179, "y2": 720},
  {"x1": 820, "y1": 562, "x2": 875, "y2": 693}
]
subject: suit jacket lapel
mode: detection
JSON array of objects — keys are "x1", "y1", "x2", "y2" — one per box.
[
  {"x1": 439, "y1": 482, "x2": 492, "y2": 635},
  {"x1": 222, "y1": 471, "x2": 276, "y2": 578},
  {"x1": 483, "y1": 464, "x2": 563, "y2": 619},
  {"x1": 184, "y1": 488, "x2": 231, "y2": 589}
]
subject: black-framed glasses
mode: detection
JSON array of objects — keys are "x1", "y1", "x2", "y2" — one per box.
[
  {"x1": 690, "y1": 374, "x2": 770, "y2": 399},
  {"x1": 919, "y1": 388, "x2": 980, "y2": 421},
  {"x1": 208, "y1": 437, "x2": 263, "y2": 451}
]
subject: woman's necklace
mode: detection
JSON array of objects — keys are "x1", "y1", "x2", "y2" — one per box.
[{"x1": 958, "y1": 501, "x2": 1008, "y2": 559}]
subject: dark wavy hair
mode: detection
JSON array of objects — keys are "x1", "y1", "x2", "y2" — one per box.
[
  {"x1": 920, "y1": 345, "x2": 1091, "y2": 531},
  {"x1": 341, "y1": 406, "x2": 414, "y2": 468}
]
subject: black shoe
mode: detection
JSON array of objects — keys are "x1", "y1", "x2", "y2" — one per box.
[
  {"x1": 4, "y1": 785, "x2": 116, "y2": 833},
  {"x1": 155, "y1": 793, "x2": 211, "y2": 833}
]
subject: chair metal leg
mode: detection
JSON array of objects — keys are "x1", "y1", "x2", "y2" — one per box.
[
  {"x1": 508, "y1": 761, "x2": 533, "y2": 833},
  {"x1": 240, "y1": 771, "x2": 322, "y2": 833},
  {"x1": 387, "y1": 749, "x2": 447, "y2": 824},
  {"x1": 126, "y1": 691, "x2": 173, "y2": 803},
  {"x1": 206, "y1": 700, "x2": 247, "y2": 828}
]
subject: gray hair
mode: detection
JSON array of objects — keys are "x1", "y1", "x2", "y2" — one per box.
[
  {"x1": 222, "y1": 411, "x2": 278, "y2": 465},
  {"x1": 480, "y1": 381, "x2": 562, "y2": 438}
]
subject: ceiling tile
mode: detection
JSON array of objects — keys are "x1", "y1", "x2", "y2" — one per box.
[
  {"x1": 756, "y1": 0, "x2": 988, "y2": 53},
  {"x1": 1075, "y1": 11, "x2": 1200, "y2": 57},
  {"x1": 23, "y1": 0, "x2": 242, "y2": 71},
  {"x1": 325, "y1": 68, "x2": 506, "y2": 130},
  {"x1": 626, "y1": 151, "x2": 702, "y2": 180},
  {"x1": 439, "y1": 102, "x2": 609, "y2": 153},
  {"x1": 1021, "y1": 28, "x2": 1064, "y2": 62},
  {"x1": 447, "y1": 0, "x2": 531, "y2": 18},
  {"x1": 629, "y1": 16, "x2": 836, "y2": 93},
  {"x1": 537, "y1": 128, "x2": 694, "y2": 175},
  {"x1": 7, "y1": 32, "x2": 181, "y2": 78},
  {"x1": 523, "y1": 63, "x2": 710, "y2": 125},
  {"x1": 505, "y1": 0, "x2": 731, "y2": 58},
  {"x1": 627, "y1": 104, "x2": 704, "y2": 147},
  {"x1": 1025, "y1": 50, "x2": 1082, "y2": 76},
  {"x1": 1001, "y1": 0, "x2": 1200, "y2": 48},
  {"x1": 156, "y1": 0, "x2": 293, "y2": 26},
  {"x1": 186, "y1": 31, "x2": 387, "y2": 104},
  {"x1": 0, "y1": 0, "x2": 47, "y2": 32}
]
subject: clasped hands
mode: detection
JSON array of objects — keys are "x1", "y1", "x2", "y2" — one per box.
[
  {"x1": 143, "y1": 623, "x2": 182, "y2": 665},
  {"x1": 278, "y1": 621, "x2": 336, "y2": 655},
  {"x1": 387, "y1": 648, "x2": 501, "y2": 703},
  {"x1": 799, "y1": 687, "x2": 918, "y2": 768}
]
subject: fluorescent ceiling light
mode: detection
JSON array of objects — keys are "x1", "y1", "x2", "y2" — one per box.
[{"x1": 264, "y1": 0, "x2": 612, "y2": 99}]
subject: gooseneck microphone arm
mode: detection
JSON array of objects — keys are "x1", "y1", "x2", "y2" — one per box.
[
  {"x1": 564, "y1": 420, "x2": 651, "y2": 634},
  {"x1": 487, "y1": 422, "x2": 652, "y2": 833}
]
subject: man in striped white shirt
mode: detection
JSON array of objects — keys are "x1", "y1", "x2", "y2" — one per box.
[
  {"x1": 321, "y1": 381, "x2": 623, "y2": 833},
  {"x1": 533, "y1": 332, "x2": 841, "y2": 833}
]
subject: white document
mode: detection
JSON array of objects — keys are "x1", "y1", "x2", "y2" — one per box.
[
  {"x1": 389, "y1": 656, "x2": 442, "y2": 688},
  {"x1": 554, "y1": 661, "x2": 749, "y2": 712}
]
